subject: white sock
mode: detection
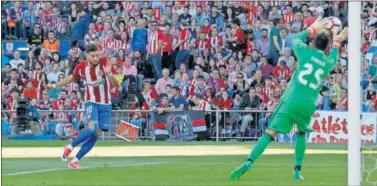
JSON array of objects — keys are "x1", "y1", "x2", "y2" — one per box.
[
  {"x1": 67, "y1": 144, "x2": 73, "y2": 150},
  {"x1": 72, "y1": 157, "x2": 79, "y2": 162}
]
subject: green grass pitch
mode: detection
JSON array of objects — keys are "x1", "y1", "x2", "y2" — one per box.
[{"x1": 2, "y1": 141, "x2": 377, "y2": 186}]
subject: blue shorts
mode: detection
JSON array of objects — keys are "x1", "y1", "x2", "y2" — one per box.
[{"x1": 84, "y1": 102, "x2": 112, "y2": 131}]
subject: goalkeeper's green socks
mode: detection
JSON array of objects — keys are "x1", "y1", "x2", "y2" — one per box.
[
  {"x1": 294, "y1": 133, "x2": 306, "y2": 171},
  {"x1": 246, "y1": 133, "x2": 272, "y2": 163}
]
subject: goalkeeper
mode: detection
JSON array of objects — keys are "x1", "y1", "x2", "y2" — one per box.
[{"x1": 229, "y1": 18, "x2": 348, "y2": 180}]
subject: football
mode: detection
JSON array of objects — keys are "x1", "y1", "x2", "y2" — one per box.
[{"x1": 325, "y1": 16, "x2": 342, "y2": 34}]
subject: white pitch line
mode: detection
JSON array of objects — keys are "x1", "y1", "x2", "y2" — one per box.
[{"x1": 3, "y1": 162, "x2": 167, "y2": 176}]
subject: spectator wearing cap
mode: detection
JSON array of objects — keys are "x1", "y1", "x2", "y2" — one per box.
[
  {"x1": 43, "y1": 31, "x2": 60, "y2": 53},
  {"x1": 148, "y1": 20, "x2": 164, "y2": 78},
  {"x1": 273, "y1": 60, "x2": 291, "y2": 81},
  {"x1": 174, "y1": 21, "x2": 191, "y2": 69},
  {"x1": 269, "y1": 18, "x2": 282, "y2": 66},
  {"x1": 131, "y1": 17, "x2": 148, "y2": 54},
  {"x1": 170, "y1": 86, "x2": 188, "y2": 110},
  {"x1": 9, "y1": 51, "x2": 25, "y2": 69},
  {"x1": 239, "y1": 87, "x2": 262, "y2": 136}
]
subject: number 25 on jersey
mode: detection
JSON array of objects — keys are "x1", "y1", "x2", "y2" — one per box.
[{"x1": 298, "y1": 63, "x2": 324, "y2": 90}]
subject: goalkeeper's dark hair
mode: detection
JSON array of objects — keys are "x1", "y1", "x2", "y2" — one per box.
[
  {"x1": 86, "y1": 44, "x2": 98, "y2": 54},
  {"x1": 313, "y1": 33, "x2": 330, "y2": 51}
]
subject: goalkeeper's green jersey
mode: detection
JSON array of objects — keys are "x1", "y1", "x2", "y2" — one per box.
[{"x1": 281, "y1": 30, "x2": 339, "y2": 116}]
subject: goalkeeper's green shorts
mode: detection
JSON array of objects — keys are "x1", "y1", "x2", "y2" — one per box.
[{"x1": 267, "y1": 102, "x2": 313, "y2": 134}]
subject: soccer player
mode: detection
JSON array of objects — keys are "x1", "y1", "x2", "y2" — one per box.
[
  {"x1": 46, "y1": 44, "x2": 118, "y2": 168},
  {"x1": 229, "y1": 19, "x2": 348, "y2": 180}
]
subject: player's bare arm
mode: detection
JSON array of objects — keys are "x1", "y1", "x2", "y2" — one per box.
[
  {"x1": 105, "y1": 61, "x2": 119, "y2": 87},
  {"x1": 46, "y1": 75, "x2": 74, "y2": 90}
]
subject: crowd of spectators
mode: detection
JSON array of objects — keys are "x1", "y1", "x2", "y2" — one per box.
[{"x1": 1, "y1": 1, "x2": 377, "y2": 138}]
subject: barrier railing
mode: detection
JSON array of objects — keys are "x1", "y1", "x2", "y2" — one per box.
[{"x1": 1, "y1": 109, "x2": 269, "y2": 141}]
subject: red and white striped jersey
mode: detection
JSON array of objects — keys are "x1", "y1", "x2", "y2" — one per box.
[
  {"x1": 56, "y1": 111, "x2": 70, "y2": 123},
  {"x1": 121, "y1": 2, "x2": 135, "y2": 9},
  {"x1": 102, "y1": 38, "x2": 116, "y2": 49},
  {"x1": 209, "y1": 35, "x2": 223, "y2": 49},
  {"x1": 72, "y1": 60, "x2": 116, "y2": 105},
  {"x1": 282, "y1": 13, "x2": 294, "y2": 24},
  {"x1": 148, "y1": 30, "x2": 163, "y2": 55},
  {"x1": 179, "y1": 28, "x2": 191, "y2": 50},
  {"x1": 262, "y1": 85, "x2": 276, "y2": 97},
  {"x1": 195, "y1": 38, "x2": 210, "y2": 49},
  {"x1": 115, "y1": 40, "x2": 130, "y2": 51},
  {"x1": 194, "y1": 100, "x2": 211, "y2": 111}
]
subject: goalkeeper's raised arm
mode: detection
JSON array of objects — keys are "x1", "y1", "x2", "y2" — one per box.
[
  {"x1": 329, "y1": 27, "x2": 349, "y2": 64},
  {"x1": 292, "y1": 18, "x2": 329, "y2": 57}
]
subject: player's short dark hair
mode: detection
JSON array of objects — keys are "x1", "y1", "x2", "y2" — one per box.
[
  {"x1": 86, "y1": 44, "x2": 98, "y2": 54},
  {"x1": 262, "y1": 28, "x2": 268, "y2": 33},
  {"x1": 11, "y1": 68, "x2": 18, "y2": 73},
  {"x1": 313, "y1": 33, "x2": 330, "y2": 51},
  {"x1": 129, "y1": 17, "x2": 135, "y2": 21}
]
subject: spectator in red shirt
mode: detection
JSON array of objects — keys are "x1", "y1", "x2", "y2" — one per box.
[
  {"x1": 216, "y1": 91, "x2": 233, "y2": 110},
  {"x1": 227, "y1": 18, "x2": 246, "y2": 54},
  {"x1": 273, "y1": 60, "x2": 291, "y2": 81},
  {"x1": 161, "y1": 24, "x2": 173, "y2": 70},
  {"x1": 202, "y1": 19, "x2": 211, "y2": 34},
  {"x1": 23, "y1": 81, "x2": 38, "y2": 100}
]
